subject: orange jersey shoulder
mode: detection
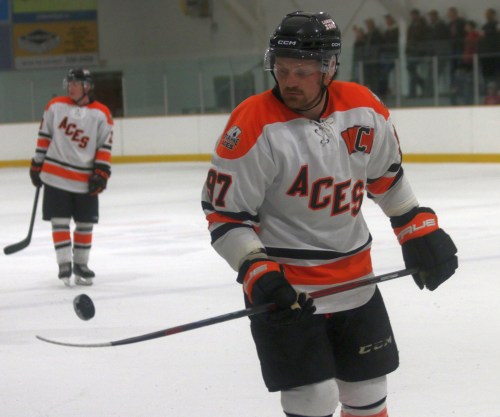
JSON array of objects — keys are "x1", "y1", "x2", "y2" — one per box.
[
  {"x1": 88, "y1": 101, "x2": 113, "y2": 125},
  {"x1": 45, "y1": 97, "x2": 113, "y2": 125},
  {"x1": 45, "y1": 96, "x2": 73, "y2": 110},
  {"x1": 215, "y1": 83, "x2": 390, "y2": 160},
  {"x1": 325, "y1": 81, "x2": 390, "y2": 120}
]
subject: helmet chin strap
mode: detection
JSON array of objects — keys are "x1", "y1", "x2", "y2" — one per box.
[
  {"x1": 294, "y1": 82, "x2": 327, "y2": 113},
  {"x1": 73, "y1": 94, "x2": 87, "y2": 105}
]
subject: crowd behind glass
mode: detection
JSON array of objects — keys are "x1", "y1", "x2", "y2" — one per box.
[
  {"x1": 351, "y1": 6, "x2": 500, "y2": 106},
  {"x1": 1, "y1": 6, "x2": 498, "y2": 124}
]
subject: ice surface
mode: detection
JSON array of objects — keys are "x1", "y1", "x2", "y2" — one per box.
[{"x1": 1, "y1": 162, "x2": 499, "y2": 416}]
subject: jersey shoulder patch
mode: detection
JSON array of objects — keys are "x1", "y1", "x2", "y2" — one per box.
[{"x1": 215, "y1": 90, "x2": 300, "y2": 160}]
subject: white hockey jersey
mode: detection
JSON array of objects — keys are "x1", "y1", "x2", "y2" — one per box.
[
  {"x1": 34, "y1": 96, "x2": 113, "y2": 194},
  {"x1": 202, "y1": 81, "x2": 418, "y2": 313}
]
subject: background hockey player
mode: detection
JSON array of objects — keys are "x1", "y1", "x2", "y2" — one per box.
[
  {"x1": 30, "y1": 68, "x2": 113, "y2": 287},
  {"x1": 201, "y1": 11, "x2": 458, "y2": 417}
]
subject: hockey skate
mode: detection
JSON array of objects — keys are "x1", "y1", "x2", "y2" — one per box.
[
  {"x1": 58, "y1": 262, "x2": 72, "y2": 287},
  {"x1": 74, "y1": 263, "x2": 95, "y2": 286}
]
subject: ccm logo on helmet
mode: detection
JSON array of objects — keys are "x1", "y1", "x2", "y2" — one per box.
[
  {"x1": 277, "y1": 40, "x2": 297, "y2": 45},
  {"x1": 331, "y1": 42, "x2": 341, "y2": 47}
]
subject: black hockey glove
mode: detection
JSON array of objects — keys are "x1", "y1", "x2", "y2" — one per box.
[
  {"x1": 29, "y1": 158, "x2": 43, "y2": 187},
  {"x1": 237, "y1": 258, "x2": 316, "y2": 324},
  {"x1": 391, "y1": 207, "x2": 458, "y2": 291},
  {"x1": 88, "y1": 166, "x2": 110, "y2": 196}
]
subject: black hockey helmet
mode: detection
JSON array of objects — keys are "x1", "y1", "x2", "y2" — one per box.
[
  {"x1": 63, "y1": 68, "x2": 93, "y2": 91},
  {"x1": 264, "y1": 11, "x2": 341, "y2": 74}
]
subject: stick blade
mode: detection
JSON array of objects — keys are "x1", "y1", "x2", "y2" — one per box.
[
  {"x1": 36, "y1": 335, "x2": 112, "y2": 348},
  {"x1": 3, "y1": 239, "x2": 30, "y2": 255}
]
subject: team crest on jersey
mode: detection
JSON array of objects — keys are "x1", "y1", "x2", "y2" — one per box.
[
  {"x1": 340, "y1": 125, "x2": 374, "y2": 155},
  {"x1": 221, "y1": 125, "x2": 241, "y2": 151}
]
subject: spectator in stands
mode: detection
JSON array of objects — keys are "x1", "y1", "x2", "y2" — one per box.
[
  {"x1": 455, "y1": 20, "x2": 481, "y2": 104},
  {"x1": 379, "y1": 14, "x2": 399, "y2": 98},
  {"x1": 427, "y1": 10, "x2": 451, "y2": 57},
  {"x1": 462, "y1": 20, "x2": 480, "y2": 69},
  {"x1": 448, "y1": 7, "x2": 467, "y2": 58},
  {"x1": 351, "y1": 25, "x2": 366, "y2": 83},
  {"x1": 447, "y1": 7, "x2": 467, "y2": 105},
  {"x1": 406, "y1": 9, "x2": 428, "y2": 97},
  {"x1": 363, "y1": 18, "x2": 384, "y2": 96},
  {"x1": 425, "y1": 10, "x2": 451, "y2": 96},
  {"x1": 478, "y1": 8, "x2": 500, "y2": 86},
  {"x1": 483, "y1": 81, "x2": 500, "y2": 104}
]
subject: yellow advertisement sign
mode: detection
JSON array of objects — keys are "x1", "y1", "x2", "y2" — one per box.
[
  {"x1": 12, "y1": 0, "x2": 98, "y2": 69},
  {"x1": 13, "y1": 0, "x2": 97, "y2": 13},
  {"x1": 13, "y1": 20, "x2": 98, "y2": 68}
]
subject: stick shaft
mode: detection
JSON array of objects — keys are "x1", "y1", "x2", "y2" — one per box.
[
  {"x1": 4, "y1": 186, "x2": 41, "y2": 255},
  {"x1": 36, "y1": 267, "x2": 416, "y2": 348},
  {"x1": 309, "y1": 267, "x2": 417, "y2": 299}
]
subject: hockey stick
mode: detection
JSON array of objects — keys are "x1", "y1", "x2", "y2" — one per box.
[
  {"x1": 36, "y1": 267, "x2": 417, "y2": 348},
  {"x1": 4, "y1": 186, "x2": 41, "y2": 255}
]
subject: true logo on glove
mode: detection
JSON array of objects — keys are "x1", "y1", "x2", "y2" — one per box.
[
  {"x1": 395, "y1": 217, "x2": 438, "y2": 244},
  {"x1": 242, "y1": 260, "x2": 282, "y2": 303},
  {"x1": 244, "y1": 264, "x2": 269, "y2": 294}
]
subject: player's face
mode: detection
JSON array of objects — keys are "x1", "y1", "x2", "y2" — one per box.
[
  {"x1": 67, "y1": 81, "x2": 87, "y2": 102},
  {"x1": 273, "y1": 57, "x2": 323, "y2": 111}
]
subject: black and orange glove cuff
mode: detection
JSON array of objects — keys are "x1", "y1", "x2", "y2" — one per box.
[
  {"x1": 390, "y1": 206, "x2": 439, "y2": 245},
  {"x1": 237, "y1": 258, "x2": 282, "y2": 304},
  {"x1": 94, "y1": 168, "x2": 110, "y2": 180},
  {"x1": 30, "y1": 158, "x2": 43, "y2": 172},
  {"x1": 94, "y1": 163, "x2": 110, "y2": 178}
]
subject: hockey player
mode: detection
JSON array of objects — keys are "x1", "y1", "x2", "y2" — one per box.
[
  {"x1": 29, "y1": 68, "x2": 113, "y2": 286},
  {"x1": 201, "y1": 11, "x2": 458, "y2": 417}
]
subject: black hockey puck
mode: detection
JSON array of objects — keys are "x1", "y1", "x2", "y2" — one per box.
[{"x1": 73, "y1": 294, "x2": 95, "y2": 321}]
